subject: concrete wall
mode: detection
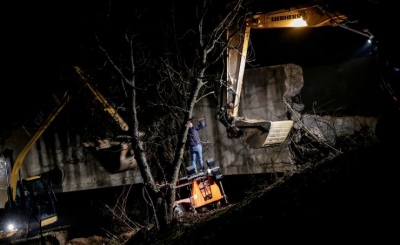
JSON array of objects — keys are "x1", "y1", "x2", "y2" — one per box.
[
  {"x1": 0, "y1": 129, "x2": 143, "y2": 192},
  {"x1": 199, "y1": 64, "x2": 303, "y2": 175},
  {"x1": 1, "y1": 58, "x2": 381, "y2": 203},
  {"x1": 193, "y1": 59, "x2": 380, "y2": 175}
]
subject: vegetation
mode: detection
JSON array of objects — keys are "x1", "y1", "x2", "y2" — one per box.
[
  {"x1": 64, "y1": 0, "x2": 248, "y2": 236},
  {"x1": 63, "y1": 138, "x2": 396, "y2": 244}
]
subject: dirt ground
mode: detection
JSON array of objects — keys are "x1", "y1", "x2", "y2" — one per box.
[
  {"x1": 63, "y1": 111, "x2": 400, "y2": 245},
  {"x1": 115, "y1": 141, "x2": 397, "y2": 245},
  {"x1": 16, "y1": 139, "x2": 392, "y2": 245}
]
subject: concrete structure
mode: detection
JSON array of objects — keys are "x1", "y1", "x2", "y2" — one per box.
[
  {"x1": 197, "y1": 59, "x2": 379, "y2": 175},
  {"x1": 0, "y1": 58, "x2": 381, "y2": 205},
  {"x1": 200, "y1": 64, "x2": 303, "y2": 175}
]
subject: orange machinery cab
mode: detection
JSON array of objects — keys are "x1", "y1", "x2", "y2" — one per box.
[{"x1": 173, "y1": 158, "x2": 226, "y2": 218}]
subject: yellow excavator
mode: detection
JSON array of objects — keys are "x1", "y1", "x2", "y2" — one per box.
[
  {"x1": 216, "y1": 2, "x2": 373, "y2": 148},
  {"x1": 0, "y1": 66, "x2": 132, "y2": 242}
]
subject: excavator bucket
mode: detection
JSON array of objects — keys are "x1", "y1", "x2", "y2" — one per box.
[{"x1": 235, "y1": 119, "x2": 293, "y2": 148}]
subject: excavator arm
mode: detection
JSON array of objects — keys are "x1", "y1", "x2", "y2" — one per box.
[
  {"x1": 73, "y1": 66, "x2": 129, "y2": 132},
  {"x1": 6, "y1": 67, "x2": 129, "y2": 202},
  {"x1": 0, "y1": 67, "x2": 130, "y2": 237},
  {"x1": 217, "y1": 3, "x2": 373, "y2": 148},
  {"x1": 7, "y1": 91, "x2": 72, "y2": 204}
]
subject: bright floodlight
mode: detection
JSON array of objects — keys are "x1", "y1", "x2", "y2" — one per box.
[
  {"x1": 7, "y1": 223, "x2": 14, "y2": 231},
  {"x1": 290, "y1": 18, "x2": 307, "y2": 27}
]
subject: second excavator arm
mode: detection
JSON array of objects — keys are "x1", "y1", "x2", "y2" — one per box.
[{"x1": 5, "y1": 66, "x2": 130, "y2": 207}]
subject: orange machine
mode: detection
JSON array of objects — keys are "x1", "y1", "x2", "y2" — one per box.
[{"x1": 172, "y1": 158, "x2": 227, "y2": 218}]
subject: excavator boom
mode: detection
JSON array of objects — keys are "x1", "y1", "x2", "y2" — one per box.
[
  {"x1": 217, "y1": 3, "x2": 373, "y2": 148},
  {"x1": 1, "y1": 66, "x2": 130, "y2": 240},
  {"x1": 6, "y1": 67, "x2": 129, "y2": 202}
]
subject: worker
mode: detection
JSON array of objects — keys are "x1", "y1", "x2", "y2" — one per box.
[{"x1": 187, "y1": 117, "x2": 206, "y2": 173}]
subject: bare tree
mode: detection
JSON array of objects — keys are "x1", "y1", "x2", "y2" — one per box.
[
  {"x1": 79, "y1": 0, "x2": 246, "y2": 231},
  {"x1": 149, "y1": 0, "x2": 246, "y2": 227}
]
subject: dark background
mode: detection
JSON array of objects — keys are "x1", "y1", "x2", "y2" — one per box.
[
  {"x1": 1, "y1": 1, "x2": 399, "y2": 241},
  {"x1": 2, "y1": 0, "x2": 398, "y2": 109}
]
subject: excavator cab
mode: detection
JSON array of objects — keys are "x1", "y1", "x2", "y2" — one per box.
[
  {"x1": 21, "y1": 176, "x2": 58, "y2": 226},
  {"x1": 1, "y1": 176, "x2": 57, "y2": 241}
]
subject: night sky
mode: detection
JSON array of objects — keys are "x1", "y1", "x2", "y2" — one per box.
[{"x1": 2, "y1": 0, "x2": 398, "y2": 124}]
